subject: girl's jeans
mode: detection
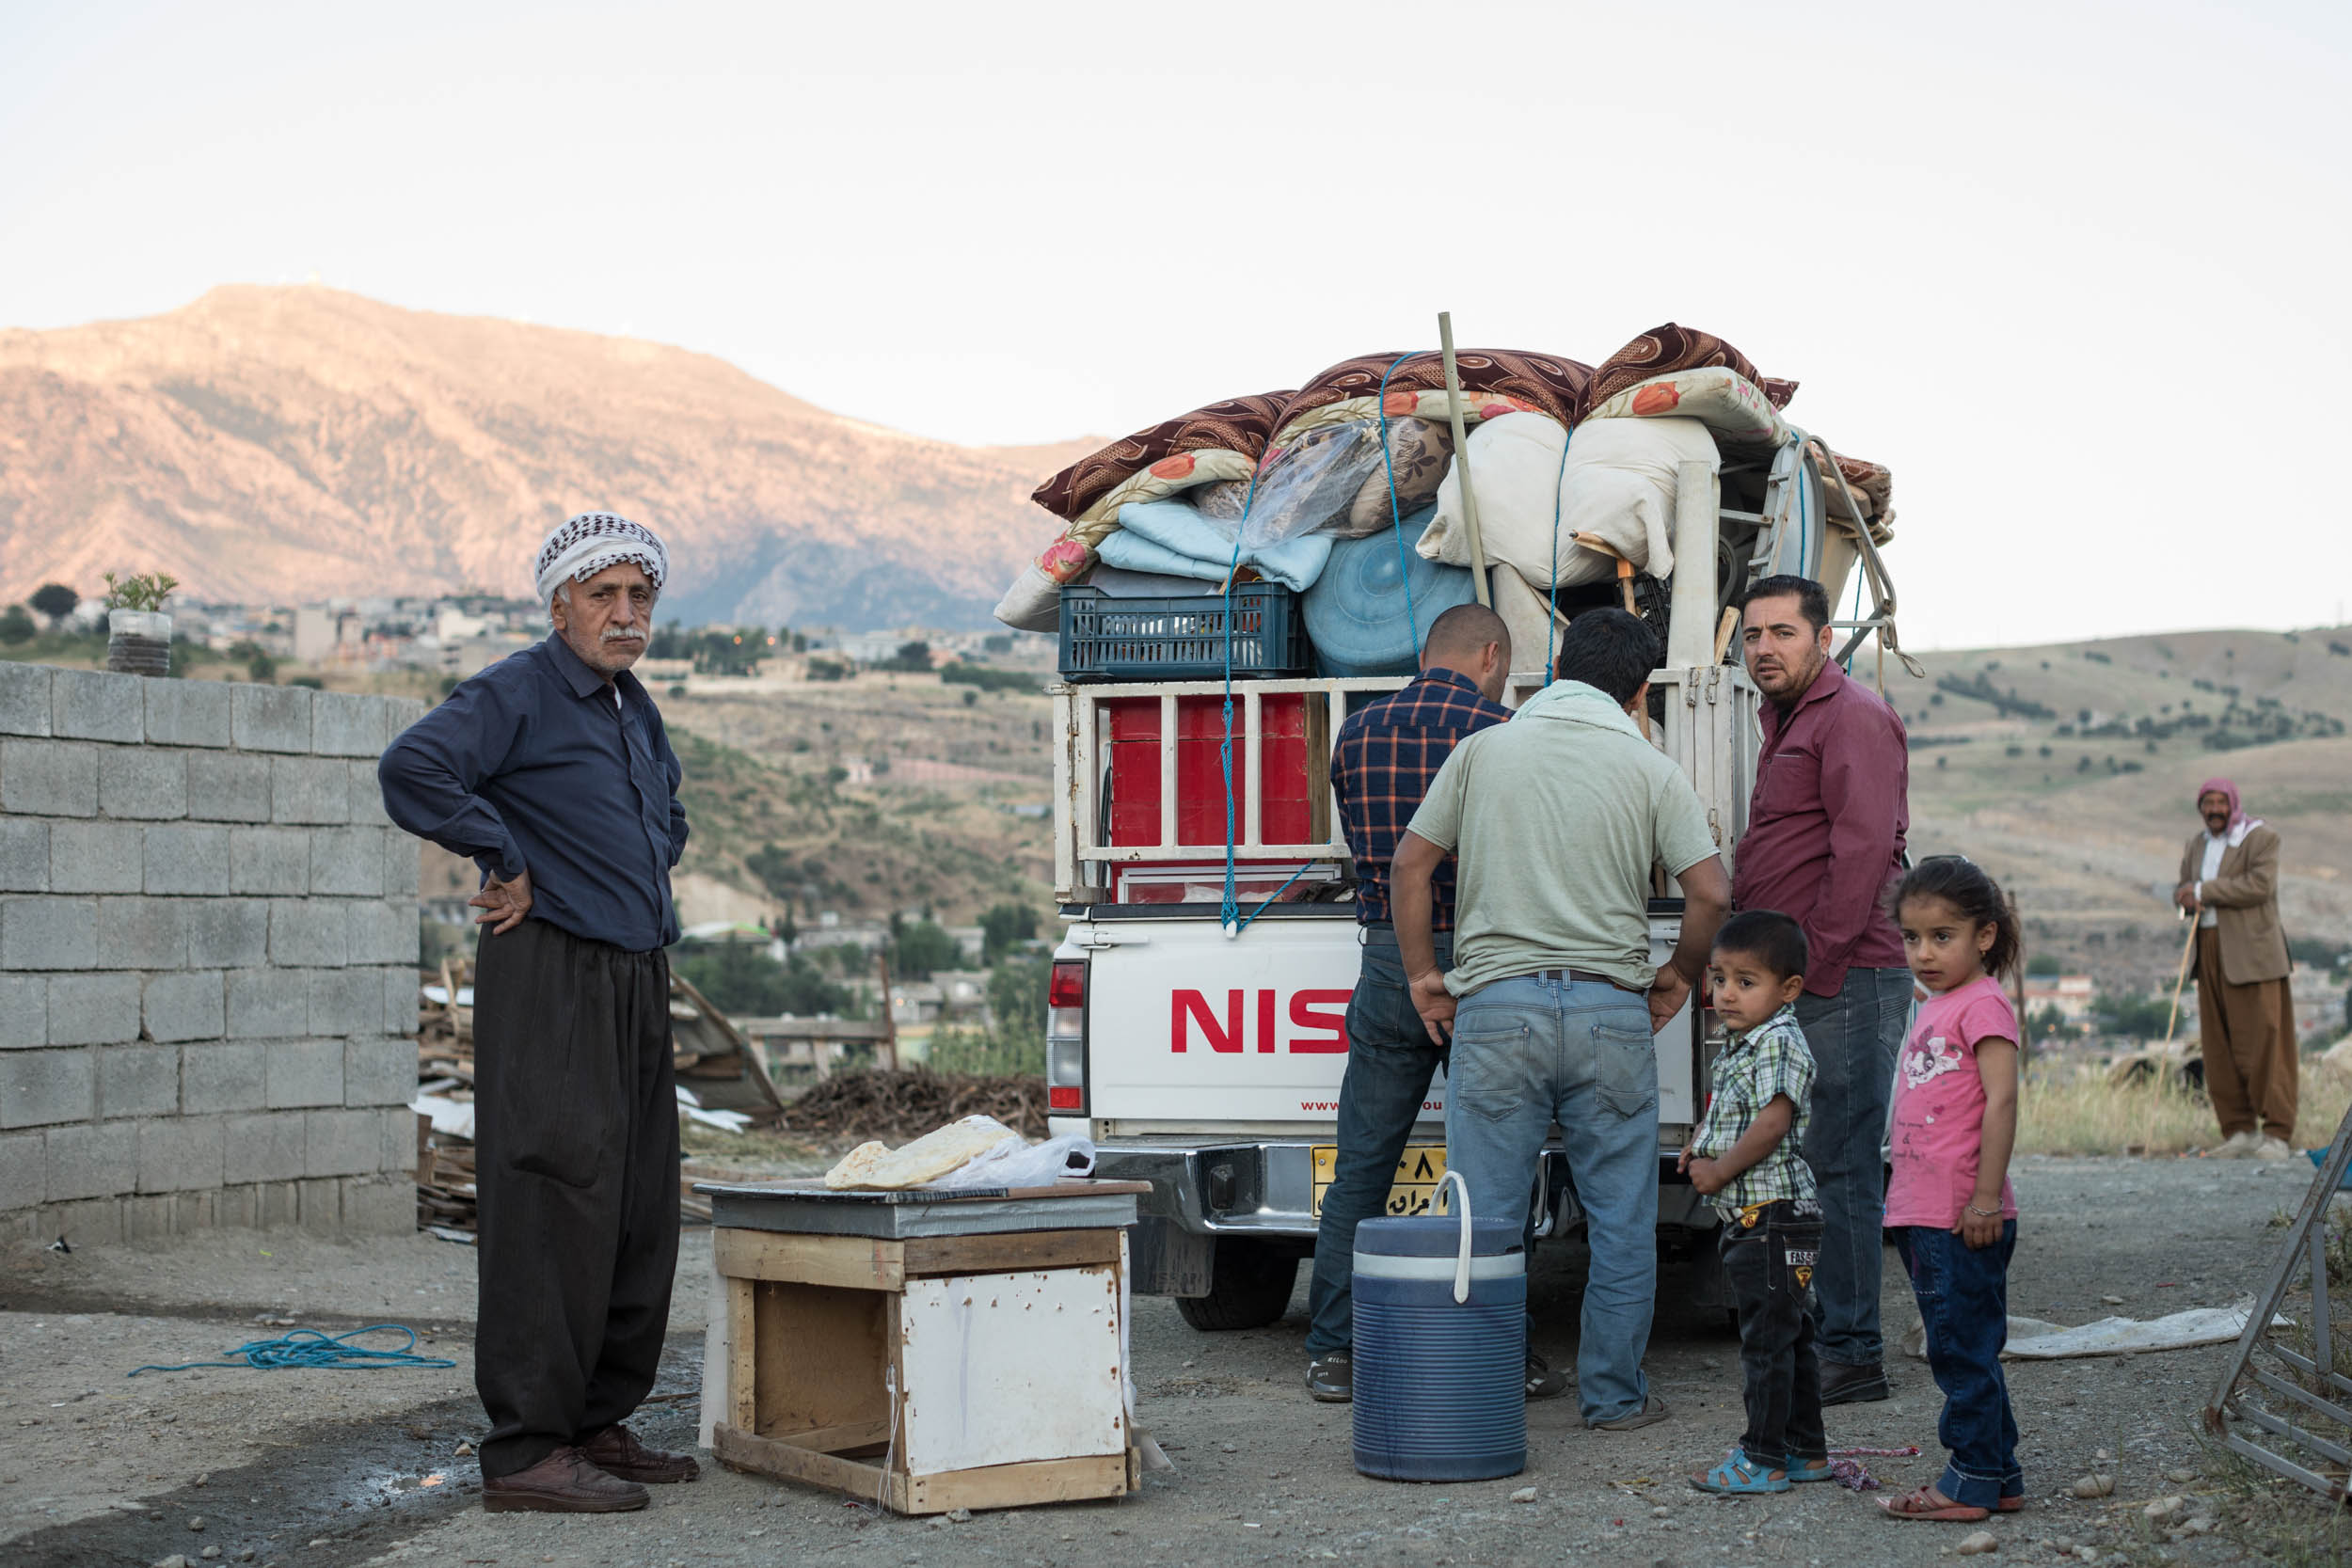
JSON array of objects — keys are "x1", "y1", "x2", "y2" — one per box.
[{"x1": 1892, "y1": 1221, "x2": 2023, "y2": 1509}]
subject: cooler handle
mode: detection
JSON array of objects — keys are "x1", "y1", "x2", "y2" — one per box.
[{"x1": 1436, "y1": 1169, "x2": 1472, "y2": 1305}]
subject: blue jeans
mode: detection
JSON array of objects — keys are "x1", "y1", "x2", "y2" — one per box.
[
  {"x1": 1444, "y1": 974, "x2": 1659, "y2": 1425},
  {"x1": 1794, "y1": 967, "x2": 1912, "y2": 1368},
  {"x1": 1893, "y1": 1224, "x2": 2023, "y2": 1510},
  {"x1": 1304, "y1": 929, "x2": 1451, "y2": 1356}
]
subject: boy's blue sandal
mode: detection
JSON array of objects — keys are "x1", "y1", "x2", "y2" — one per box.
[
  {"x1": 1690, "y1": 1448, "x2": 1791, "y2": 1495},
  {"x1": 1788, "y1": 1456, "x2": 1835, "y2": 1483}
]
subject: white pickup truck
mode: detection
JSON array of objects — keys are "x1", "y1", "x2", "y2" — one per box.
[{"x1": 1041, "y1": 429, "x2": 1900, "y2": 1331}]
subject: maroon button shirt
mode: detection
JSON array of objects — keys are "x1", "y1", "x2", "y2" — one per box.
[{"x1": 1732, "y1": 659, "x2": 1910, "y2": 996}]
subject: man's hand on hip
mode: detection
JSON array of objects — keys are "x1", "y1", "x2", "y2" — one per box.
[
  {"x1": 1408, "y1": 969, "x2": 1457, "y2": 1046},
  {"x1": 471, "y1": 868, "x2": 534, "y2": 935},
  {"x1": 1647, "y1": 964, "x2": 1692, "y2": 1034}
]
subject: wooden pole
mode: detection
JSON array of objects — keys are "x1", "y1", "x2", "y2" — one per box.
[
  {"x1": 1437, "y1": 312, "x2": 1492, "y2": 608},
  {"x1": 2162, "y1": 917, "x2": 2199, "y2": 1044},
  {"x1": 876, "y1": 950, "x2": 900, "y2": 1072}
]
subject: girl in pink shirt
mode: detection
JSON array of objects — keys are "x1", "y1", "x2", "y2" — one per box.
[{"x1": 1878, "y1": 856, "x2": 2023, "y2": 1524}]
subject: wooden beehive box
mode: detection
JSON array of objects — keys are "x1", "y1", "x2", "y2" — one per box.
[{"x1": 700, "y1": 1181, "x2": 1148, "y2": 1514}]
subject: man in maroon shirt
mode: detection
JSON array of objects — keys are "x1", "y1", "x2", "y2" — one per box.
[{"x1": 1732, "y1": 575, "x2": 1911, "y2": 1406}]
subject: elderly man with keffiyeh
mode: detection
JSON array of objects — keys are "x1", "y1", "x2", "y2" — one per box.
[
  {"x1": 2174, "y1": 777, "x2": 2296, "y2": 1160},
  {"x1": 381, "y1": 514, "x2": 695, "y2": 1513}
]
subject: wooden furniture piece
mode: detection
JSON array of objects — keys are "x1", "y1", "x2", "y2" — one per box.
[{"x1": 696, "y1": 1179, "x2": 1151, "y2": 1514}]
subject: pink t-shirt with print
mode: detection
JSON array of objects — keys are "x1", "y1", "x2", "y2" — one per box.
[{"x1": 1883, "y1": 974, "x2": 2020, "y2": 1230}]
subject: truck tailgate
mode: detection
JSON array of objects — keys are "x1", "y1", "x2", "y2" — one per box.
[{"x1": 1076, "y1": 911, "x2": 1442, "y2": 1127}]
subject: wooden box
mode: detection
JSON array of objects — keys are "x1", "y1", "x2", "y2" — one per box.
[{"x1": 705, "y1": 1184, "x2": 1146, "y2": 1514}]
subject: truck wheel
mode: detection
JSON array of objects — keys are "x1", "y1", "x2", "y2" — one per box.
[{"x1": 1175, "y1": 1240, "x2": 1298, "y2": 1332}]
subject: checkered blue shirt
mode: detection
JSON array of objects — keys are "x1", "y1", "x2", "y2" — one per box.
[
  {"x1": 1691, "y1": 1005, "x2": 1818, "y2": 1217},
  {"x1": 1332, "y1": 669, "x2": 1511, "y2": 929}
]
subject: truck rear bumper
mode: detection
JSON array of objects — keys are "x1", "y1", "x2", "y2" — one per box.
[{"x1": 1093, "y1": 1140, "x2": 1718, "y2": 1296}]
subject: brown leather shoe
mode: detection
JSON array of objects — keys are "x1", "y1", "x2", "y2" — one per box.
[
  {"x1": 580, "y1": 1423, "x2": 701, "y2": 1483},
  {"x1": 481, "y1": 1446, "x2": 649, "y2": 1513}
]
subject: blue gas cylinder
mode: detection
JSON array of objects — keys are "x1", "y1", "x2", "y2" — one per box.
[{"x1": 1350, "y1": 1174, "x2": 1527, "y2": 1481}]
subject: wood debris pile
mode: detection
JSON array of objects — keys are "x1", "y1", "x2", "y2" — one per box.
[
  {"x1": 410, "y1": 958, "x2": 789, "y2": 1235},
  {"x1": 783, "y1": 1068, "x2": 1048, "y2": 1143}
]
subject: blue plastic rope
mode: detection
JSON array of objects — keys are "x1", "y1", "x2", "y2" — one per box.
[
  {"x1": 1375, "y1": 354, "x2": 1421, "y2": 653},
  {"x1": 128, "y1": 1323, "x2": 457, "y2": 1376}
]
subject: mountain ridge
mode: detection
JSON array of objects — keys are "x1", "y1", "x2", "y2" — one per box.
[{"x1": 0, "y1": 285, "x2": 1089, "y2": 628}]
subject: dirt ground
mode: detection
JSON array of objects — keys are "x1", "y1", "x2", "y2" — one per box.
[{"x1": 0, "y1": 1155, "x2": 2328, "y2": 1568}]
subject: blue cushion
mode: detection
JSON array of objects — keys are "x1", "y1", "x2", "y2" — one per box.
[{"x1": 1304, "y1": 505, "x2": 1480, "y2": 676}]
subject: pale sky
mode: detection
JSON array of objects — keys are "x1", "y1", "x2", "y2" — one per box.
[{"x1": 4, "y1": 0, "x2": 2346, "y2": 648}]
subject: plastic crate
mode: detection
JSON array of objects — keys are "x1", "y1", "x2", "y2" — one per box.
[{"x1": 1057, "y1": 584, "x2": 1309, "y2": 682}]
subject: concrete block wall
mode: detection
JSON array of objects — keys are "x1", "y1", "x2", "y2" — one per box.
[{"x1": 0, "y1": 664, "x2": 429, "y2": 1244}]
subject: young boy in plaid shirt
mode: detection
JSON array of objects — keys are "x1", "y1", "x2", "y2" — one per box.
[{"x1": 1678, "y1": 910, "x2": 1827, "y2": 1494}]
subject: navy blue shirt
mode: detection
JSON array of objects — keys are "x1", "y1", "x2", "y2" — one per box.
[
  {"x1": 379, "y1": 635, "x2": 689, "y2": 953},
  {"x1": 1331, "y1": 668, "x2": 1511, "y2": 929}
]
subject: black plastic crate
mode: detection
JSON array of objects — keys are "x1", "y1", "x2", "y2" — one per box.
[{"x1": 1057, "y1": 584, "x2": 1309, "y2": 682}]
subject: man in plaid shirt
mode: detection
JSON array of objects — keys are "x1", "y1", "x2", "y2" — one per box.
[
  {"x1": 1678, "y1": 910, "x2": 1827, "y2": 1493},
  {"x1": 1305, "y1": 604, "x2": 1540, "y2": 1402}
]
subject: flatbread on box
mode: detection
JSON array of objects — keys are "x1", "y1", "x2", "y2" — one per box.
[{"x1": 821, "y1": 1115, "x2": 1022, "y2": 1191}]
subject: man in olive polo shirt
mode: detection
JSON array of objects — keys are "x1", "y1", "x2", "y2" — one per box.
[{"x1": 1391, "y1": 608, "x2": 1730, "y2": 1430}]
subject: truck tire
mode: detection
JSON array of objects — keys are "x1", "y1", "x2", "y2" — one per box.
[{"x1": 1175, "y1": 1240, "x2": 1299, "y2": 1332}]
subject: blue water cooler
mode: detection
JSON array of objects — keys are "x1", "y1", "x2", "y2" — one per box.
[{"x1": 1351, "y1": 1171, "x2": 1528, "y2": 1481}]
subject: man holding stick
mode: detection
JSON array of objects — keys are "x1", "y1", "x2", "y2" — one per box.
[
  {"x1": 381, "y1": 513, "x2": 695, "y2": 1513},
  {"x1": 2176, "y1": 779, "x2": 2296, "y2": 1159}
]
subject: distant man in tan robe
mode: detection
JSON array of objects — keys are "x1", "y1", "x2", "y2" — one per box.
[{"x1": 2174, "y1": 778, "x2": 2296, "y2": 1159}]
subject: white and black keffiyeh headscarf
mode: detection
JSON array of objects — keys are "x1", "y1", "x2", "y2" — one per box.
[{"x1": 532, "y1": 512, "x2": 668, "y2": 605}]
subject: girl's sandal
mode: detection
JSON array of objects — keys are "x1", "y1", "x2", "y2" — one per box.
[
  {"x1": 1690, "y1": 1448, "x2": 1791, "y2": 1495},
  {"x1": 1879, "y1": 1484, "x2": 1990, "y2": 1522}
]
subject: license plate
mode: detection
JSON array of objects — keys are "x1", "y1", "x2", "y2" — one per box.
[{"x1": 1311, "y1": 1144, "x2": 1447, "y2": 1219}]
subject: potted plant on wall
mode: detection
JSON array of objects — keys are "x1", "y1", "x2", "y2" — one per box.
[{"x1": 103, "y1": 570, "x2": 180, "y2": 676}]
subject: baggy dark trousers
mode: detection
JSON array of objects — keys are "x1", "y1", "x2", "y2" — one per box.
[
  {"x1": 1721, "y1": 1198, "x2": 1826, "y2": 1471},
  {"x1": 472, "y1": 918, "x2": 680, "y2": 1481}
]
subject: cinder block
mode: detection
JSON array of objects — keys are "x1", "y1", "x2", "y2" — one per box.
[
  {"x1": 143, "y1": 823, "x2": 230, "y2": 895},
  {"x1": 227, "y1": 968, "x2": 310, "y2": 1038},
  {"x1": 231, "y1": 684, "x2": 314, "y2": 753},
  {"x1": 0, "y1": 1131, "x2": 42, "y2": 1209},
  {"x1": 0, "y1": 895, "x2": 96, "y2": 970},
  {"x1": 143, "y1": 679, "x2": 233, "y2": 748},
  {"x1": 185, "y1": 899, "x2": 270, "y2": 967},
  {"x1": 255, "y1": 1178, "x2": 299, "y2": 1227},
  {"x1": 97, "y1": 1041, "x2": 180, "y2": 1116},
  {"x1": 296, "y1": 1175, "x2": 343, "y2": 1231},
  {"x1": 383, "y1": 965, "x2": 420, "y2": 1036},
  {"x1": 346, "y1": 900, "x2": 417, "y2": 965},
  {"x1": 305, "y1": 1108, "x2": 380, "y2": 1178},
  {"x1": 121, "y1": 1192, "x2": 180, "y2": 1241},
  {"x1": 229, "y1": 827, "x2": 310, "y2": 895},
  {"x1": 0, "y1": 1047, "x2": 92, "y2": 1128},
  {"x1": 383, "y1": 832, "x2": 421, "y2": 896},
  {"x1": 174, "y1": 1189, "x2": 220, "y2": 1230},
  {"x1": 0, "y1": 818, "x2": 46, "y2": 892},
  {"x1": 212, "y1": 1183, "x2": 259, "y2": 1228},
  {"x1": 182, "y1": 1038, "x2": 266, "y2": 1114},
  {"x1": 343, "y1": 1035, "x2": 414, "y2": 1109},
  {"x1": 341, "y1": 1175, "x2": 415, "y2": 1234},
  {"x1": 380, "y1": 1105, "x2": 418, "y2": 1176},
  {"x1": 44, "y1": 1196, "x2": 122, "y2": 1246},
  {"x1": 47, "y1": 973, "x2": 143, "y2": 1047},
  {"x1": 271, "y1": 756, "x2": 350, "y2": 826},
  {"x1": 384, "y1": 696, "x2": 428, "y2": 739},
  {"x1": 0, "y1": 662, "x2": 51, "y2": 736},
  {"x1": 146, "y1": 970, "x2": 225, "y2": 1043},
  {"x1": 0, "y1": 973, "x2": 45, "y2": 1049},
  {"x1": 0, "y1": 738, "x2": 97, "y2": 816},
  {"x1": 51, "y1": 669, "x2": 144, "y2": 743},
  {"x1": 264, "y1": 1035, "x2": 342, "y2": 1107},
  {"x1": 308, "y1": 967, "x2": 379, "y2": 1036},
  {"x1": 224, "y1": 1112, "x2": 308, "y2": 1185},
  {"x1": 348, "y1": 760, "x2": 392, "y2": 828},
  {"x1": 310, "y1": 825, "x2": 385, "y2": 896},
  {"x1": 43, "y1": 1121, "x2": 137, "y2": 1202},
  {"x1": 98, "y1": 896, "x2": 189, "y2": 969},
  {"x1": 312, "y1": 691, "x2": 381, "y2": 758},
  {"x1": 49, "y1": 820, "x2": 144, "y2": 894},
  {"x1": 270, "y1": 899, "x2": 348, "y2": 968},
  {"x1": 185, "y1": 752, "x2": 272, "y2": 822},
  {"x1": 99, "y1": 748, "x2": 188, "y2": 819},
  {"x1": 137, "y1": 1115, "x2": 225, "y2": 1193}
]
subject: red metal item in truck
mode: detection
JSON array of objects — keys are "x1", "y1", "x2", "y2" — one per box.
[{"x1": 1105, "y1": 694, "x2": 1311, "y2": 847}]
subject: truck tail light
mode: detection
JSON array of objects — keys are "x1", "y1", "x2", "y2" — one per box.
[{"x1": 1046, "y1": 959, "x2": 1087, "y2": 1114}]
